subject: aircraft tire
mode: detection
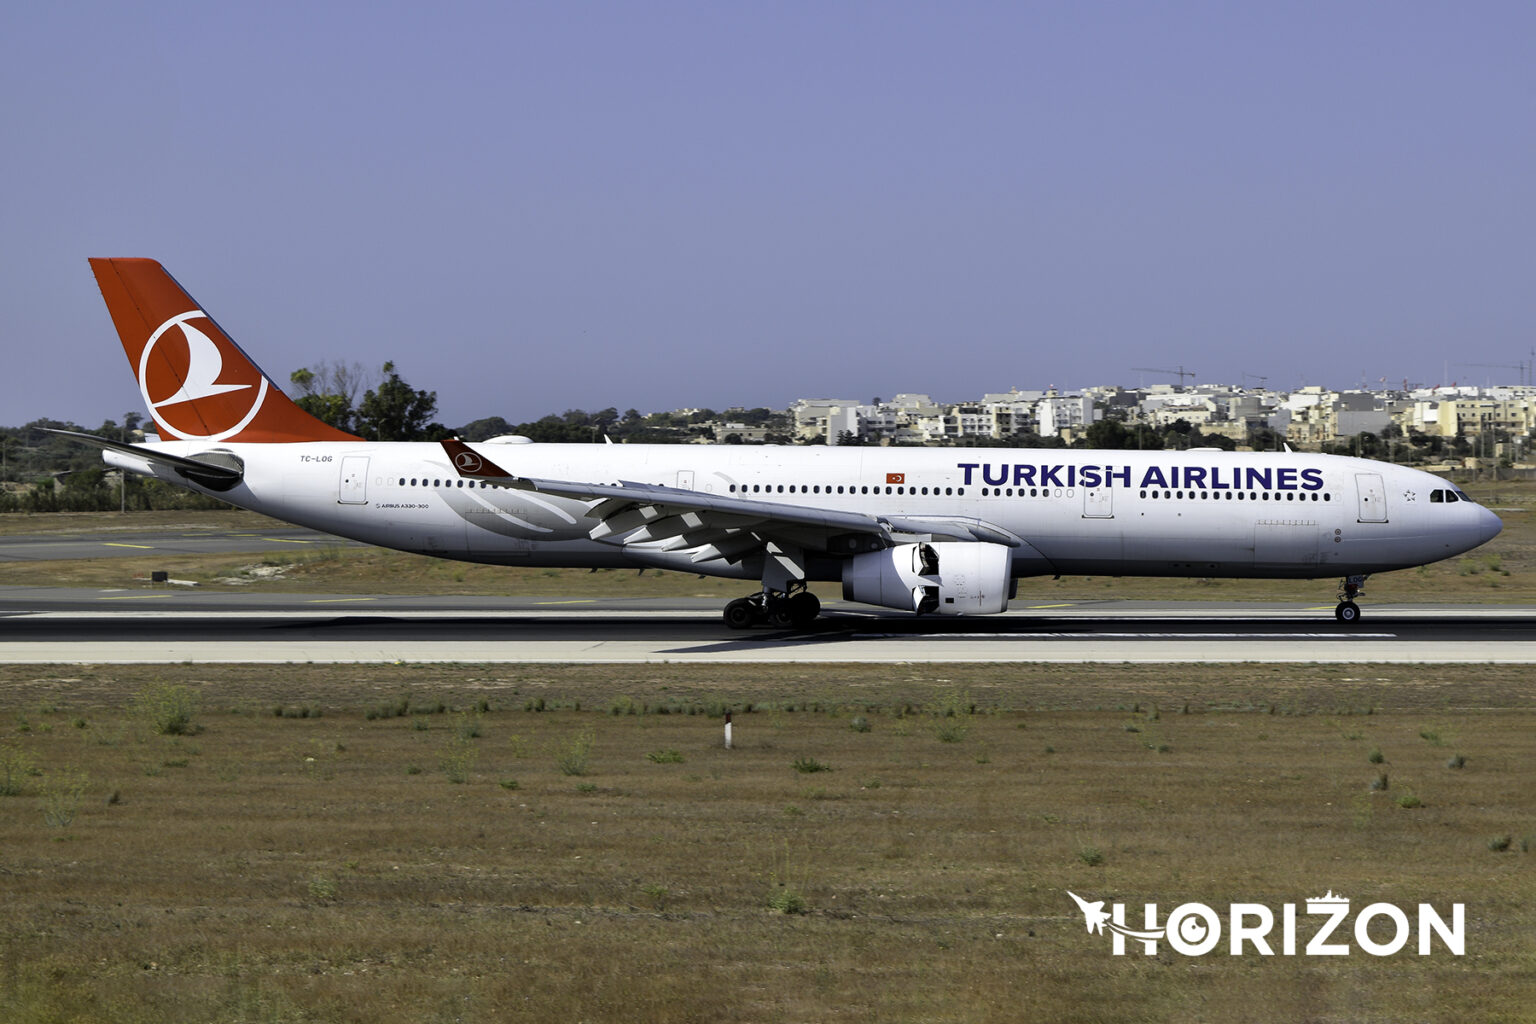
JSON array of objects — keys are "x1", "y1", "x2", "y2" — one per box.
[
  {"x1": 787, "y1": 592, "x2": 821, "y2": 628},
  {"x1": 723, "y1": 599, "x2": 757, "y2": 630},
  {"x1": 1335, "y1": 600, "x2": 1361, "y2": 624}
]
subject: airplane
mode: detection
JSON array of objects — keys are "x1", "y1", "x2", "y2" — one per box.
[
  {"x1": 1066, "y1": 891, "x2": 1111, "y2": 935},
  {"x1": 57, "y1": 257, "x2": 1503, "y2": 629}
]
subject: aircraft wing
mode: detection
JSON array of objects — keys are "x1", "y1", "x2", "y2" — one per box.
[{"x1": 440, "y1": 439, "x2": 1020, "y2": 564}]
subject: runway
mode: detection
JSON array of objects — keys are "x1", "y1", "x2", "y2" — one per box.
[
  {"x1": 0, "y1": 523, "x2": 361, "y2": 562},
  {"x1": 3, "y1": 585, "x2": 1534, "y2": 663},
  {"x1": 3, "y1": 521, "x2": 1533, "y2": 664}
]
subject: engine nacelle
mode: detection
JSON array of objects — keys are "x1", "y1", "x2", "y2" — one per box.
[{"x1": 841, "y1": 542, "x2": 1012, "y2": 615}]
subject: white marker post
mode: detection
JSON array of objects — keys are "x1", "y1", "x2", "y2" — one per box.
[{"x1": 724, "y1": 710, "x2": 733, "y2": 750}]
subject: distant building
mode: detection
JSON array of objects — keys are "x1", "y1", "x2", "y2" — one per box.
[{"x1": 1035, "y1": 390, "x2": 1096, "y2": 438}]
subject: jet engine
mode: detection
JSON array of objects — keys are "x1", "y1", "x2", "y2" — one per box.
[{"x1": 841, "y1": 542, "x2": 1012, "y2": 615}]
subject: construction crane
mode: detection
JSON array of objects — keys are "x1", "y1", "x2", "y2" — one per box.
[
  {"x1": 1132, "y1": 365, "x2": 1197, "y2": 386},
  {"x1": 1240, "y1": 372, "x2": 1269, "y2": 389},
  {"x1": 1456, "y1": 361, "x2": 1530, "y2": 387}
]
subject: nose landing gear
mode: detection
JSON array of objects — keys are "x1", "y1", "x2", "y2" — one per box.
[{"x1": 1335, "y1": 575, "x2": 1368, "y2": 623}]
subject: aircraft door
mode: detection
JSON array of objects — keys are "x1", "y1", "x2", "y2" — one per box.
[
  {"x1": 339, "y1": 456, "x2": 369, "y2": 504},
  {"x1": 677, "y1": 470, "x2": 695, "y2": 490},
  {"x1": 1355, "y1": 472, "x2": 1387, "y2": 523},
  {"x1": 1083, "y1": 486, "x2": 1113, "y2": 518}
]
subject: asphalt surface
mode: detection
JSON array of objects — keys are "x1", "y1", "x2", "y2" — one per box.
[
  {"x1": 3, "y1": 524, "x2": 1534, "y2": 663},
  {"x1": 2, "y1": 586, "x2": 1534, "y2": 663},
  {"x1": 0, "y1": 524, "x2": 359, "y2": 561}
]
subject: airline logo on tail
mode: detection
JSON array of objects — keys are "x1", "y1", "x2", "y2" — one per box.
[
  {"x1": 90, "y1": 258, "x2": 360, "y2": 443},
  {"x1": 140, "y1": 310, "x2": 270, "y2": 440},
  {"x1": 451, "y1": 449, "x2": 485, "y2": 474}
]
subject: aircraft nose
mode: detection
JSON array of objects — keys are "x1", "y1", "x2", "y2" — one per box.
[{"x1": 1478, "y1": 506, "x2": 1504, "y2": 546}]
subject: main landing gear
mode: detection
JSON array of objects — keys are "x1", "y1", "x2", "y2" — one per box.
[
  {"x1": 723, "y1": 583, "x2": 821, "y2": 630},
  {"x1": 1335, "y1": 574, "x2": 1368, "y2": 624}
]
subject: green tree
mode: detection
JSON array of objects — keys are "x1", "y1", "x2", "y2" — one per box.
[
  {"x1": 289, "y1": 360, "x2": 370, "y2": 433},
  {"x1": 456, "y1": 416, "x2": 514, "y2": 441},
  {"x1": 354, "y1": 362, "x2": 446, "y2": 441},
  {"x1": 1081, "y1": 418, "x2": 1132, "y2": 449}
]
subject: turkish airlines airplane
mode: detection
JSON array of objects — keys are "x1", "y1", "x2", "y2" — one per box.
[{"x1": 60, "y1": 258, "x2": 1502, "y2": 628}]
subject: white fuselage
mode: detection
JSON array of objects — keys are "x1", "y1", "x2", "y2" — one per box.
[{"x1": 111, "y1": 440, "x2": 1502, "y2": 583}]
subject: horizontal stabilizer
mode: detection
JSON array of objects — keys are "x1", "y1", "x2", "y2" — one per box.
[{"x1": 46, "y1": 429, "x2": 244, "y2": 487}]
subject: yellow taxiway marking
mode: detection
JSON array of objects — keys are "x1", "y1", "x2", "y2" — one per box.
[
  {"x1": 102, "y1": 542, "x2": 154, "y2": 549},
  {"x1": 98, "y1": 594, "x2": 179, "y2": 600},
  {"x1": 535, "y1": 599, "x2": 596, "y2": 605},
  {"x1": 1026, "y1": 603, "x2": 1076, "y2": 609},
  {"x1": 307, "y1": 597, "x2": 377, "y2": 604},
  {"x1": 262, "y1": 537, "x2": 314, "y2": 544}
]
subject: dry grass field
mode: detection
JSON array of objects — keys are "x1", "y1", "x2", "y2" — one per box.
[{"x1": 2, "y1": 663, "x2": 1534, "y2": 1023}]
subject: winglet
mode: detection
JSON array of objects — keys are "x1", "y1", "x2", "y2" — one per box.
[
  {"x1": 90, "y1": 258, "x2": 361, "y2": 443},
  {"x1": 441, "y1": 438, "x2": 516, "y2": 480}
]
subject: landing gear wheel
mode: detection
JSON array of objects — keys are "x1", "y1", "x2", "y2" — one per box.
[
  {"x1": 723, "y1": 598, "x2": 757, "y2": 630},
  {"x1": 1335, "y1": 600, "x2": 1361, "y2": 624},
  {"x1": 786, "y1": 591, "x2": 821, "y2": 628}
]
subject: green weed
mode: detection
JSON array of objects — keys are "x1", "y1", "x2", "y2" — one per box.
[
  {"x1": 133, "y1": 682, "x2": 200, "y2": 736},
  {"x1": 555, "y1": 728, "x2": 596, "y2": 777}
]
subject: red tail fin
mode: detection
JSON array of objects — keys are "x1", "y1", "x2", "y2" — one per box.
[{"x1": 90, "y1": 258, "x2": 361, "y2": 442}]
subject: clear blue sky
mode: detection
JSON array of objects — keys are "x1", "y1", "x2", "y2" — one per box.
[{"x1": 3, "y1": 2, "x2": 1532, "y2": 428}]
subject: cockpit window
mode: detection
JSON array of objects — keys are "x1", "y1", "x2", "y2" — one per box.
[
  {"x1": 1430, "y1": 490, "x2": 1444, "y2": 503},
  {"x1": 1453, "y1": 490, "x2": 1472, "y2": 503}
]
